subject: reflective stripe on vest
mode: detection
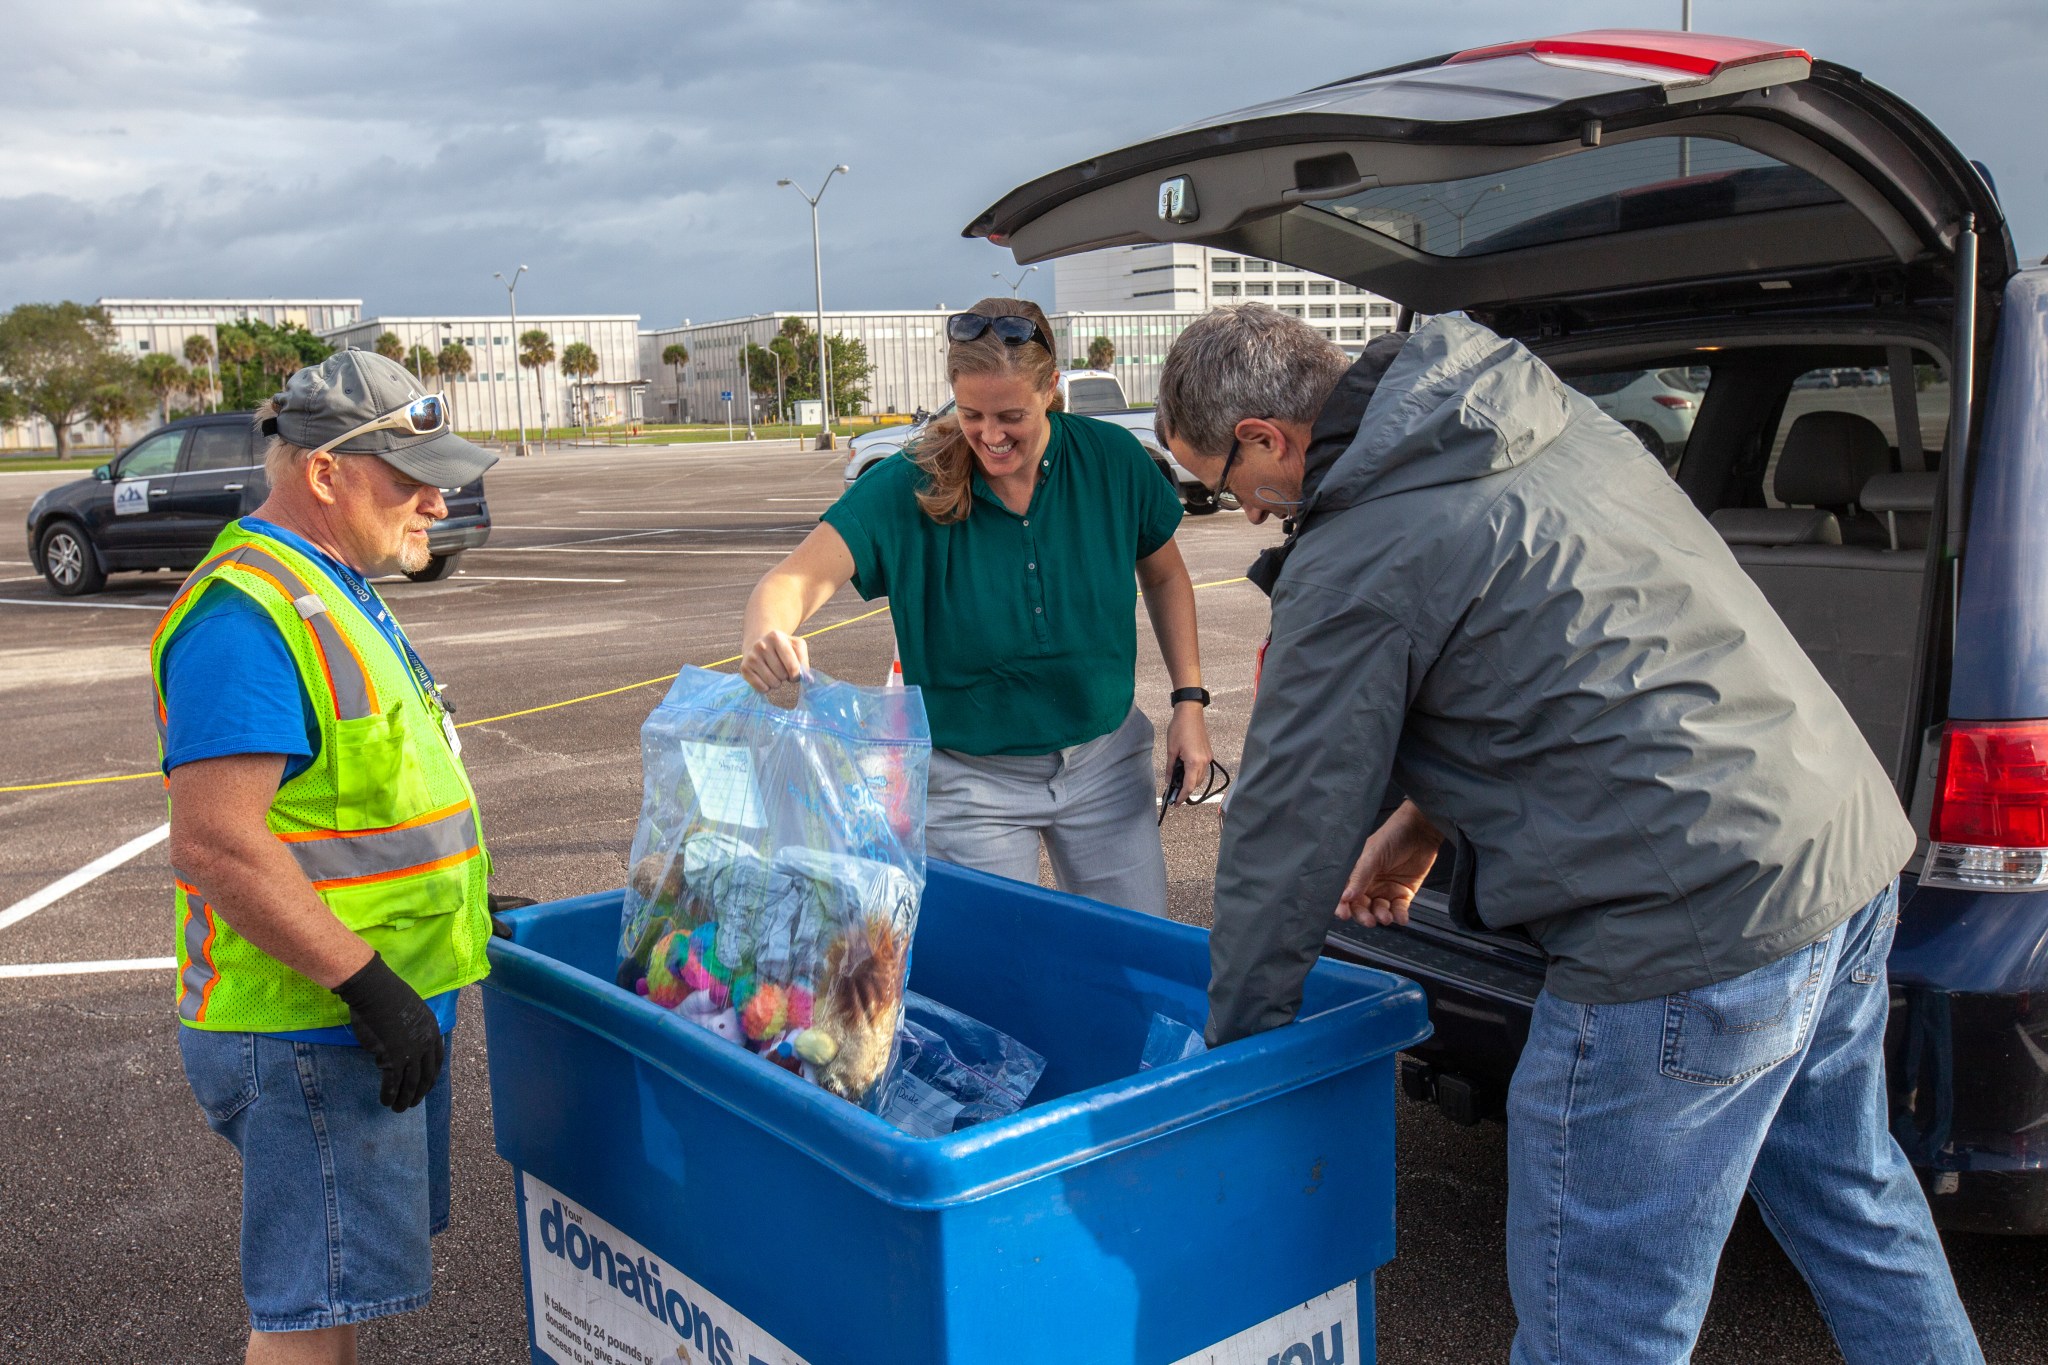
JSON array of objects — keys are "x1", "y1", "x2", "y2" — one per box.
[
  {"x1": 151, "y1": 542, "x2": 380, "y2": 726},
  {"x1": 276, "y1": 800, "x2": 482, "y2": 888},
  {"x1": 174, "y1": 879, "x2": 220, "y2": 1024}
]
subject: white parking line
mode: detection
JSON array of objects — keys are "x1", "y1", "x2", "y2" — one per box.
[
  {"x1": 0, "y1": 824, "x2": 170, "y2": 933},
  {"x1": 0, "y1": 957, "x2": 176, "y2": 979},
  {"x1": 454, "y1": 575, "x2": 628, "y2": 584},
  {"x1": 0, "y1": 596, "x2": 166, "y2": 611}
]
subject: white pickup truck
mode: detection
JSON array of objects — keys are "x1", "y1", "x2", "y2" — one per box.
[{"x1": 840, "y1": 369, "x2": 1218, "y2": 514}]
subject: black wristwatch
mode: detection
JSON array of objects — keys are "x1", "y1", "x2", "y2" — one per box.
[{"x1": 1169, "y1": 687, "x2": 1211, "y2": 708}]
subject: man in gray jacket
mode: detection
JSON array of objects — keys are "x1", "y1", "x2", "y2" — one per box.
[{"x1": 1158, "y1": 306, "x2": 1978, "y2": 1364}]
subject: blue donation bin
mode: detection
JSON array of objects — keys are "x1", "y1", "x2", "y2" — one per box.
[{"x1": 482, "y1": 861, "x2": 1430, "y2": 1365}]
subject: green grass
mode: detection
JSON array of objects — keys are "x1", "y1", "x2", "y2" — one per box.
[{"x1": 0, "y1": 455, "x2": 110, "y2": 473}]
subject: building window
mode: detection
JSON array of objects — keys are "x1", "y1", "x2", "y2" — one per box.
[
  {"x1": 1244, "y1": 281, "x2": 1272, "y2": 296},
  {"x1": 1280, "y1": 305, "x2": 1305, "y2": 318},
  {"x1": 1340, "y1": 304, "x2": 1365, "y2": 318},
  {"x1": 1309, "y1": 281, "x2": 1334, "y2": 296},
  {"x1": 1310, "y1": 305, "x2": 1336, "y2": 318},
  {"x1": 1369, "y1": 302, "x2": 1394, "y2": 318},
  {"x1": 1341, "y1": 327, "x2": 1365, "y2": 340},
  {"x1": 1212, "y1": 257, "x2": 1239, "y2": 272},
  {"x1": 1242, "y1": 259, "x2": 1270, "y2": 272},
  {"x1": 1277, "y1": 281, "x2": 1303, "y2": 296},
  {"x1": 1369, "y1": 326, "x2": 1390, "y2": 339},
  {"x1": 1340, "y1": 284, "x2": 1365, "y2": 295},
  {"x1": 1212, "y1": 282, "x2": 1240, "y2": 297}
]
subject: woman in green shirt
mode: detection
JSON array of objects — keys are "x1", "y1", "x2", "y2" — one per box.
[{"x1": 740, "y1": 298, "x2": 1212, "y2": 915}]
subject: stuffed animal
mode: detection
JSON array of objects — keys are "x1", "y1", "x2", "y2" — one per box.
[
  {"x1": 811, "y1": 913, "x2": 908, "y2": 1104},
  {"x1": 642, "y1": 929, "x2": 692, "y2": 1009}
]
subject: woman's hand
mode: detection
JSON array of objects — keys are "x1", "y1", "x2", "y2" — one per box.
[
  {"x1": 1335, "y1": 800, "x2": 1442, "y2": 927},
  {"x1": 1164, "y1": 702, "x2": 1215, "y2": 804},
  {"x1": 741, "y1": 629, "x2": 809, "y2": 693}
]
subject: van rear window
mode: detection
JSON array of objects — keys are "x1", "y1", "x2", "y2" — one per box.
[{"x1": 1317, "y1": 138, "x2": 1841, "y2": 258}]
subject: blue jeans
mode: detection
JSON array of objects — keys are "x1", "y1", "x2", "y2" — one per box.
[
  {"x1": 179, "y1": 1028, "x2": 453, "y2": 1332},
  {"x1": 1506, "y1": 883, "x2": 1980, "y2": 1364}
]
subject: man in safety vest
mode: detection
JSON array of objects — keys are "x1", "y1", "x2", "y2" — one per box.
[{"x1": 156, "y1": 349, "x2": 497, "y2": 1363}]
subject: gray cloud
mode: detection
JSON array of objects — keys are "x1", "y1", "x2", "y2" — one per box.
[{"x1": 1, "y1": 0, "x2": 2041, "y2": 325}]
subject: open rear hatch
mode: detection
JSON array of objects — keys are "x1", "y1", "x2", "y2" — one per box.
[{"x1": 967, "y1": 30, "x2": 2013, "y2": 326}]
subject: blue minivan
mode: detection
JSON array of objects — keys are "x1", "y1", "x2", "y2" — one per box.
[{"x1": 972, "y1": 30, "x2": 2047, "y2": 1233}]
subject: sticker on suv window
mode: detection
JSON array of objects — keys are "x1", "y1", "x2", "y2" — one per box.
[{"x1": 114, "y1": 479, "x2": 151, "y2": 516}]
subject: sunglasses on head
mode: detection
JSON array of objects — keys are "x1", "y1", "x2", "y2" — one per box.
[
  {"x1": 947, "y1": 312, "x2": 1053, "y2": 353},
  {"x1": 307, "y1": 393, "x2": 448, "y2": 459}
]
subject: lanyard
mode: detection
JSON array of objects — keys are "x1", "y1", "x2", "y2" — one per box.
[{"x1": 327, "y1": 557, "x2": 440, "y2": 708}]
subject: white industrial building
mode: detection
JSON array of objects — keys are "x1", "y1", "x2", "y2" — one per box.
[
  {"x1": 322, "y1": 313, "x2": 644, "y2": 433},
  {"x1": 97, "y1": 297, "x2": 364, "y2": 361},
  {"x1": 1054, "y1": 245, "x2": 1401, "y2": 346}
]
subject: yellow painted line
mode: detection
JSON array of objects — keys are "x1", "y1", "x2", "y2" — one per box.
[
  {"x1": 0, "y1": 604, "x2": 896, "y2": 794},
  {"x1": 1193, "y1": 576, "x2": 1249, "y2": 589}
]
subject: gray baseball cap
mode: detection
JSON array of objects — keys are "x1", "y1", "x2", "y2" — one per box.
[{"x1": 268, "y1": 349, "x2": 499, "y2": 487}]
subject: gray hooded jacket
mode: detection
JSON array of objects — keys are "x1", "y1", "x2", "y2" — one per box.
[{"x1": 1207, "y1": 316, "x2": 1914, "y2": 1046}]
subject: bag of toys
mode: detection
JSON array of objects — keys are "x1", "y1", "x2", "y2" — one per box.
[{"x1": 617, "y1": 667, "x2": 930, "y2": 1111}]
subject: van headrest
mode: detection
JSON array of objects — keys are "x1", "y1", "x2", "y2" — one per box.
[
  {"x1": 1859, "y1": 471, "x2": 1937, "y2": 515},
  {"x1": 1775, "y1": 412, "x2": 1893, "y2": 508},
  {"x1": 1710, "y1": 508, "x2": 1844, "y2": 547}
]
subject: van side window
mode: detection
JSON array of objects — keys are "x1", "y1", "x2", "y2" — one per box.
[
  {"x1": 185, "y1": 425, "x2": 258, "y2": 472},
  {"x1": 1561, "y1": 366, "x2": 1710, "y2": 474},
  {"x1": 1764, "y1": 355, "x2": 1949, "y2": 505}
]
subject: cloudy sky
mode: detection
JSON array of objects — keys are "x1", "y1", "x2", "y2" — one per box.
[{"x1": 4, "y1": 0, "x2": 2041, "y2": 327}]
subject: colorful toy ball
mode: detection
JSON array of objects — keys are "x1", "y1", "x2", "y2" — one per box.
[
  {"x1": 680, "y1": 943, "x2": 714, "y2": 994},
  {"x1": 643, "y1": 930, "x2": 690, "y2": 1008},
  {"x1": 742, "y1": 983, "x2": 790, "y2": 1041},
  {"x1": 730, "y1": 972, "x2": 759, "y2": 1013},
  {"x1": 787, "y1": 983, "x2": 815, "y2": 1030}
]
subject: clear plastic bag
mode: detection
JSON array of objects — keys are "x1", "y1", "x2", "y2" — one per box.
[
  {"x1": 879, "y1": 991, "x2": 1048, "y2": 1138},
  {"x1": 618, "y1": 667, "x2": 930, "y2": 1110},
  {"x1": 1139, "y1": 1012, "x2": 1209, "y2": 1070}
]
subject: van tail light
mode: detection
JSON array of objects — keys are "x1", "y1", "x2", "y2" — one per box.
[
  {"x1": 1652, "y1": 394, "x2": 1694, "y2": 409},
  {"x1": 1924, "y1": 720, "x2": 2048, "y2": 890}
]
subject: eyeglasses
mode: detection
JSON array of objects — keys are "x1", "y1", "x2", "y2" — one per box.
[
  {"x1": 1209, "y1": 435, "x2": 1245, "y2": 512},
  {"x1": 308, "y1": 393, "x2": 449, "y2": 459},
  {"x1": 947, "y1": 312, "x2": 1053, "y2": 354}
]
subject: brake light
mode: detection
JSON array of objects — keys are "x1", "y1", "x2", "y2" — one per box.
[
  {"x1": 1446, "y1": 30, "x2": 1812, "y2": 99},
  {"x1": 1652, "y1": 394, "x2": 1695, "y2": 409},
  {"x1": 1924, "y1": 720, "x2": 2048, "y2": 890}
]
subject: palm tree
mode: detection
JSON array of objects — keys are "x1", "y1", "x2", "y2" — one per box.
[
  {"x1": 519, "y1": 330, "x2": 555, "y2": 443},
  {"x1": 1086, "y1": 335, "x2": 1116, "y2": 371},
  {"x1": 183, "y1": 334, "x2": 216, "y2": 412},
  {"x1": 437, "y1": 342, "x2": 474, "y2": 431},
  {"x1": 180, "y1": 363, "x2": 213, "y2": 417},
  {"x1": 374, "y1": 331, "x2": 405, "y2": 362},
  {"x1": 660, "y1": 341, "x2": 689, "y2": 423},
  {"x1": 259, "y1": 340, "x2": 299, "y2": 395},
  {"x1": 406, "y1": 344, "x2": 439, "y2": 386},
  {"x1": 138, "y1": 353, "x2": 189, "y2": 424},
  {"x1": 86, "y1": 371, "x2": 146, "y2": 453},
  {"x1": 559, "y1": 341, "x2": 600, "y2": 437},
  {"x1": 219, "y1": 326, "x2": 257, "y2": 410}
]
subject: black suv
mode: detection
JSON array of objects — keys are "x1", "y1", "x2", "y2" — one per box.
[
  {"x1": 976, "y1": 31, "x2": 2048, "y2": 1232},
  {"x1": 25, "y1": 411, "x2": 491, "y2": 595}
]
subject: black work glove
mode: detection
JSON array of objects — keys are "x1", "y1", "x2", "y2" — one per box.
[{"x1": 335, "y1": 953, "x2": 445, "y2": 1113}]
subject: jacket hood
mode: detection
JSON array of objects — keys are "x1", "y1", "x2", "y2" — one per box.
[{"x1": 1309, "y1": 314, "x2": 1576, "y2": 516}]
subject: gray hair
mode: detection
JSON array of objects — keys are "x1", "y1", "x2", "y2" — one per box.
[
  {"x1": 253, "y1": 396, "x2": 318, "y2": 485},
  {"x1": 1156, "y1": 305, "x2": 1349, "y2": 459}
]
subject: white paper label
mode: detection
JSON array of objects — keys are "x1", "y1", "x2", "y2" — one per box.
[
  {"x1": 1167, "y1": 1282, "x2": 1359, "y2": 1365},
  {"x1": 678, "y1": 741, "x2": 765, "y2": 829},
  {"x1": 522, "y1": 1171, "x2": 808, "y2": 1365},
  {"x1": 113, "y1": 479, "x2": 151, "y2": 516}
]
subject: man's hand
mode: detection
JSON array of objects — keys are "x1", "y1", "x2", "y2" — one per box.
[
  {"x1": 335, "y1": 953, "x2": 445, "y2": 1112},
  {"x1": 1336, "y1": 800, "x2": 1443, "y2": 927},
  {"x1": 740, "y1": 629, "x2": 809, "y2": 693},
  {"x1": 1163, "y1": 703, "x2": 1215, "y2": 804}
]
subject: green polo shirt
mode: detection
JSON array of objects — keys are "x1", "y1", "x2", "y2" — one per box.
[{"x1": 822, "y1": 411, "x2": 1183, "y2": 756}]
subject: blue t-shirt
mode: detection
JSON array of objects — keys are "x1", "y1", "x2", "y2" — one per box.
[{"x1": 162, "y1": 518, "x2": 458, "y2": 1044}]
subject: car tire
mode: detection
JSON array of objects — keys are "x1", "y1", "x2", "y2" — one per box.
[
  {"x1": 406, "y1": 551, "x2": 462, "y2": 583},
  {"x1": 38, "y1": 520, "x2": 105, "y2": 596},
  {"x1": 1622, "y1": 421, "x2": 1669, "y2": 462},
  {"x1": 1182, "y1": 487, "x2": 1221, "y2": 516}
]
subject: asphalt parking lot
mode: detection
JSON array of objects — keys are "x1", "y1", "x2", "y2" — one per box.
[{"x1": 2, "y1": 443, "x2": 2043, "y2": 1362}]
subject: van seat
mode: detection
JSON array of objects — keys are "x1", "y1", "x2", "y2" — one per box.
[
  {"x1": 1776, "y1": 412, "x2": 1895, "y2": 546},
  {"x1": 1710, "y1": 508, "x2": 1841, "y2": 546},
  {"x1": 1860, "y1": 471, "x2": 1938, "y2": 551}
]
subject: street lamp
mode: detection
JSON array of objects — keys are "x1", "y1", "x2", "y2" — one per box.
[
  {"x1": 777, "y1": 164, "x2": 849, "y2": 446},
  {"x1": 493, "y1": 265, "x2": 529, "y2": 456},
  {"x1": 1418, "y1": 184, "x2": 1507, "y2": 254},
  {"x1": 993, "y1": 265, "x2": 1038, "y2": 297}
]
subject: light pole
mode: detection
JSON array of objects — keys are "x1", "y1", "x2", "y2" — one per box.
[
  {"x1": 741, "y1": 338, "x2": 756, "y2": 440},
  {"x1": 493, "y1": 265, "x2": 529, "y2": 456},
  {"x1": 993, "y1": 265, "x2": 1038, "y2": 296},
  {"x1": 777, "y1": 164, "x2": 849, "y2": 446},
  {"x1": 1418, "y1": 184, "x2": 1507, "y2": 253}
]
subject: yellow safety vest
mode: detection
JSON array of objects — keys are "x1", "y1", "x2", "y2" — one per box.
[{"x1": 150, "y1": 521, "x2": 491, "y2": 1032}]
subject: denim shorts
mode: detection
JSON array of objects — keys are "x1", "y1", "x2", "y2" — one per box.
[{"x1": 179, "y1": 1026, "x2": 453, "y2": 1332}]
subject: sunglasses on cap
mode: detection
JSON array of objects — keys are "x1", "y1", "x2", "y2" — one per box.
[
  {"x1": 307, "y1": 393, "x2": 449, "y2": 459},
  {"x1": 947, "y1": 312, "x2": 1053, "y2": 353}
]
